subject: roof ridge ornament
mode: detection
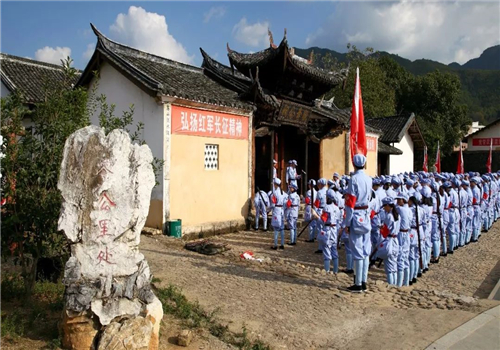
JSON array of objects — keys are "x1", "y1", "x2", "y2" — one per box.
[
  {"x1": 308, "y1": 50, "x2": 314, "y2": 65},
  {"x1": 268, "y1": 29, "x2": 277, "y2": 49},
  {"x1": 226, "y1": 43, "x2": 232, "y2": 53}
]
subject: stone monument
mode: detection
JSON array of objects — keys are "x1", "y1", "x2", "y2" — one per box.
[{"x1": 57, "y1": 126, "x2": 163, "y2": 350}]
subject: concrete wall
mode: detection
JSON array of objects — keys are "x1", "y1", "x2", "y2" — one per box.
[
  {"x1": 389, "y1": 131, "x2": 413, "y2": 174},
  {"x1": 169, "y1": 133, "x2": 250, "y2": 227},
  {"x1": 467, "y1": 123, "x2": 500, "y2": 151},
  {"x1": 87, "y1": 62, "x2": 165, "y2": 228}
]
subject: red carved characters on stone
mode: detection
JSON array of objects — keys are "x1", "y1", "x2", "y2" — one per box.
[
  {"x1": 97, "y1": 246, "x2": 115, "y2": 265},
  {"x1": 98, "y1": 219, "x2": 110, "y2": 238},
  {"x1": 99, "y1": 191, "x2": 116, "y2": 211}
]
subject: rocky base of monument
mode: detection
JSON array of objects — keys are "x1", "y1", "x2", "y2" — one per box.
[
  {"x1": 57, "y1": 126, "x2": 163, "y2": 350},
  {"x1": 61, "y1": 258, "x2": 163, "y2": 350}
]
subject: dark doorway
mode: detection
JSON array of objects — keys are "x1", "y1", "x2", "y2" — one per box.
[
  {"x1": 254, "y1": 127, "x2": 320, "y2": 196},
  {"x1": 378, "y1": 154, "x2": 388, "y2": 175},
  {"x1": 307, "y1": 141, "x2": 320, "y2": 182},
  {"x1": 255, "y1": 135, "x2": 272, "y2": 192}
]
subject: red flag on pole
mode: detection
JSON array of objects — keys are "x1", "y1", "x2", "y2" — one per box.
[
  {"x1": 434, "y1": 141, "x2": 441, "y2": 173},
  {"x1": 486, "y1": 138, "x2": 493, "y2": 173},
  {"x1": 456, "y1": 145, "x2": 464, "y2": 174},
  {"x1": 423, "y1": 146, "x2": 428, "y2": 172},
  {"x1": 350, "y1": 67, "x2": 367, "y2": 164}
]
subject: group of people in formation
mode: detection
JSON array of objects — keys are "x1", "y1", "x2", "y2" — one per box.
[{"x1": 254, "y1": 154, "x2": 499, "y2": 293}]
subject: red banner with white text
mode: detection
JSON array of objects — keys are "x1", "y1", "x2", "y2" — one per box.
[{"x1": 171, "y1": 105, "x2": 249, "y2": 140}]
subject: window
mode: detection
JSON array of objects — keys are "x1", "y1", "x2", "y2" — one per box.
[{"x1": 204, "y1": 144, "x2": 219, "y2": 170}]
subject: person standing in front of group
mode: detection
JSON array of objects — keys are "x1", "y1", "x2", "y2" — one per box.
[
  {"x1": 270, "y1": 178, "x2": 286, "y2": 250},
  {"x1": 344, "y1": 154, "x2": 372, "y2": 293}
]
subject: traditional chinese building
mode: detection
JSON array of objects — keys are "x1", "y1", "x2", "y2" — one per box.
[
  {"x1": 78, "y1": 24, "x2": 254, "y2": 236},
  {"x1": 201, "y1": 30, "x2": 385, "y2": 192},
  {"x1": 0, "y1": 53, "x2": 81, "y2": 129},
  {"x1": 78, "y1": 24, "x2": 393, "y2": 236},
  {"x1": 366, "y1": 113, "x2": 426, "y2": 174},
  {"x1": 443, "y1": 118, "x2": 500, "y2": 173}
]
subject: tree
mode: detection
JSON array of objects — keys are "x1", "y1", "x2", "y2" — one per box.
[
  {"x1": 1, "y1": 58, "x2": 89, "y2": 297},
  {"x1": 324, "y1": 45, "x2": 396, "y2": 118},
  {"x1": 397, "y1": 71, "x2": 470, "y2": 157}
]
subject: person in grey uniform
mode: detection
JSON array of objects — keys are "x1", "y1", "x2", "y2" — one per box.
[
  {"x1": 254, "y1": 188, "x2": 270, "y2": 231},
  {"x1": 344, "y1": 154, "x2": 372, "y2": 293}
]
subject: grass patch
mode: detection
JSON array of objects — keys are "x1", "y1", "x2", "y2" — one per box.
[
  {"x1": 157, "y1": 285, "x2": 270, "y2": 350},
  {"x1": 1, "y1": 274, "x2": 64, "y2": 346},
  {"x1": 151, "y1": 277, "x2": 162, "y2": 283}
]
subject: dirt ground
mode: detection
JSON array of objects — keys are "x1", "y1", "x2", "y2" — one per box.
[{"x1": 143, "y1": 221, "x2": 500, "y2": 350}]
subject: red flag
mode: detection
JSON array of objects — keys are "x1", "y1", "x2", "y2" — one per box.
[
  {"x1": 456, "y1": 145, "x2": 464, "y2": 174},
  {"x1": 350, "y1": 67, "x2": 367, "y2": 164},
  {"x1": 486, "y1": 138, "x2": 493, "y2": 173},
  {"x1": 423, "y1": 146, "x2": 428, "y2": 172},
  {"x1": 434, "y1": 141, "x2": 441, "y2": 173}
]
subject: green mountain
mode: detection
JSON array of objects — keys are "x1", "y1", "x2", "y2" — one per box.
[
  {"x1": 462, "y1": 45, "x2": 500, "y2": 70},
  {"x1": 294, "y1": 46, "x2": 500, "y2": 125}
]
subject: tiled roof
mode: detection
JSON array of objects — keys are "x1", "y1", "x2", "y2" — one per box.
[
  {"x1": 0, "y1": 53, "x2": 80, "y2": 104},
  {"x1": 366, "y1": 114, "x2": 415, "y2": 143},
  {"x1": 378, "y1": 141, "x2": 403, "y2": 155},
  {"x1": 77, "y1": 24, "x2": 253, "y2": 112}
]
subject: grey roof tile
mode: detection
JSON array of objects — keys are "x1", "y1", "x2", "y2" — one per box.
[{"x1": 0, "y1": 53, "x2": 80, "y2": 104}]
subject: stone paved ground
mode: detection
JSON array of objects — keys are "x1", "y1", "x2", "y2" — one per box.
[{"x1": 143, "y1": 221, "x2": 500, "y2": 350}]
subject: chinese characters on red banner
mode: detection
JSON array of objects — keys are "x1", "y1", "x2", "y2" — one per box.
[
  {"x1": 171, "y1": 105, "x2": 248, "y2": 140},
  {"x1": 472, "y1": 138, "x2": 499, "y2": 147}
]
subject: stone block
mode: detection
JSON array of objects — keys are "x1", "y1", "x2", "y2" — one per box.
[{"x1": 177, "y1": 329, "x2": 193, "y2": 347}]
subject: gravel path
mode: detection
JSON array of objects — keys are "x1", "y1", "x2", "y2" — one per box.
[{"x1": 142, "y1": 222, "x2": 500, "y2": 350}]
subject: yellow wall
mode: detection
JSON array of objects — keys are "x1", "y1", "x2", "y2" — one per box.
[
  {"x1": 320, "y1": 131, "x2": 378, "y2": 177},
  {"x1": 320, "y1": 131, "x2": 347, "y2": 177},
  {"x1": 169, "y1": 134, "x2": 249, "y2": 226}
]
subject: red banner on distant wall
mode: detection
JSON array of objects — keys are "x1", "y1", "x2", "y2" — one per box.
[
  {"x1": 366, "y1": 136, "x2": 377, "y2": 152},
  {"x1": 472, "y1": 138, "x2": 500, "y2": 147},
  {"x1": 171, "y1": 105, "x2": 249, "y2": 140}
]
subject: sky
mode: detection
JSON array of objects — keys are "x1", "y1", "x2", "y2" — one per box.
[{"x1": 1, "y1": 1, "x2": 499, "y2": 70}]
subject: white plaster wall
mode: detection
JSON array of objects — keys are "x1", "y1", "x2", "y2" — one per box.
[
  {"x1": 388, "y1": 131, "x2": 414, "y2": 174},
  {"x1": 87, "y1": 62, "x2": 165, "y2": 202},
  {"x1": 467, "y1": 124, "x2": 500, "y2": 151},
  {"x1": 1, "y1": 80, "x2": 11, "y2": 98}
]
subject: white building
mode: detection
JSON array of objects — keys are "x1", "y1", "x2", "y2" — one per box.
[
  {"x1": 77, "y1": 24, "x2": 254, "y2": 237},
  {"x1": 366, "y1": 113, "x2": 426, "y2": 175}
]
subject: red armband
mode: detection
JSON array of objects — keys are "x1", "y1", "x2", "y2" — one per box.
[
  {"x1": 272, "y1": 195, "x2": 277, "y2": 204},
  {"x1": 448, "y1": 202, "x2": 452, "y2": 209},
  {"x1": 345, "y1": 193, "x2": 357, "y2": 209},
  {"x1": 473, "y1": 197, "x2": 477, "y2": 205},
  {"x1": 370, "y1": 210, "x2": 376, "y2": 219},
  {"x1": 483, "y1": 193, "x2": 488, "y2": 200},
  {"x1": 314, "y1": 199, "x2": 320, "y2": 208},
  {"x1": 380, "y1": 224, "x2": 389, "y2": 238},
  {"x1": 305, "y1": 197, "x2": 311, "y2": 205},
  {"x1": 321, "y1": 211, "x2": 329, "y2": 223},
  {"x1": 287, "y1": 199, "x2": 292, "y2": 208}
]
